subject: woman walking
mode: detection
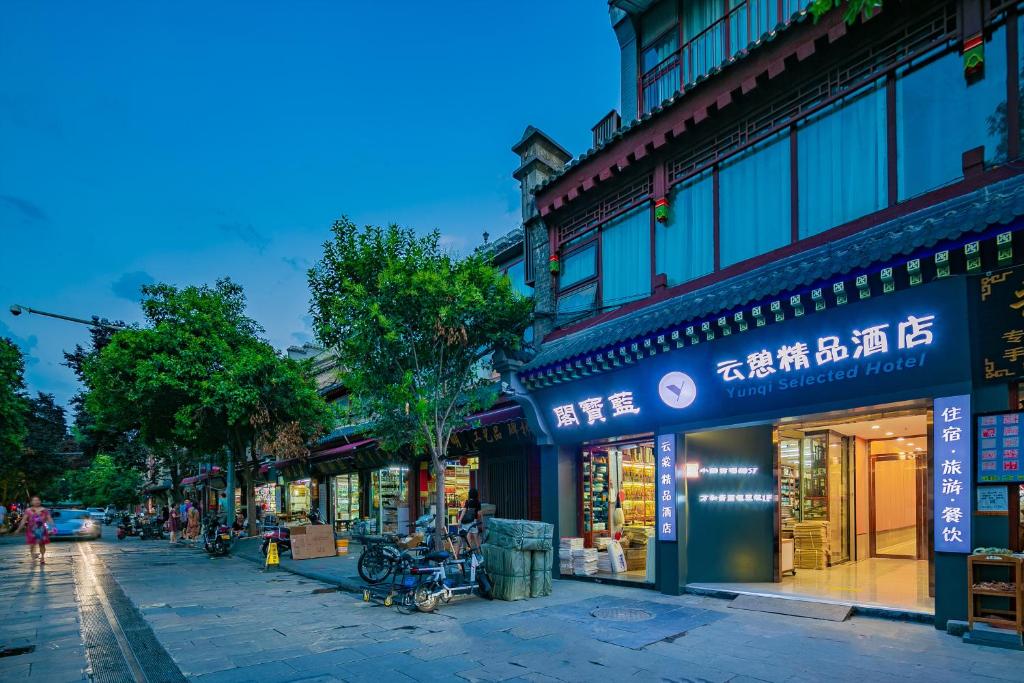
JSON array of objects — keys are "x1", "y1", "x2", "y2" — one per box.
[
  {"x1": 15, "y1": 496, "x2": 53, "y2": 565},
  {"x1": 186, "y1": 505, "x2": 200, "y2": 542}
]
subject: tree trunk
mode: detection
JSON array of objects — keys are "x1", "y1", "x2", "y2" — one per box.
[
  {"x1": 433, "y1": 454, "x2": 447, "y2": 550},
  {"x1": 168, "y1": 462, "x2": 181, "y2": 504},
  {"x1": 247, "y1": 473, "x2": 258, "y2": 537}
]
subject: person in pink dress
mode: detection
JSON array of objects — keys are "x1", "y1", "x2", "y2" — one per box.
[{"x1": 15, "y1": 496, "x2": 53, "y2": 564}]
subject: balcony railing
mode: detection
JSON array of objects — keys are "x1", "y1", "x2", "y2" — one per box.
[
  {"x1": 639, "y1": 0, "x2": 807, "y2": 115},
  {"x1": 591, "y1": 110, "x2": 622, "y2": 148}
]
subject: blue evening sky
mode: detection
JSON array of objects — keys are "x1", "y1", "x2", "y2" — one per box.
[{"x1": 0, "y1": 1, "x2": 619, "y2": 410}]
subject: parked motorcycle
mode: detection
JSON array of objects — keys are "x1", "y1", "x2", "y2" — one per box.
[
  {"x1": 116, "y1": 513, "x2": 141, "y2": 540},
  {"x1": 139, "y1": 517, "x2": 167, "y2": 541},
  {"x1": 201, "y1": 515, "x2": 233, "y2": 556},
  {"x1": 259, "y1": 508, "x2": 324, "y2": 557}
]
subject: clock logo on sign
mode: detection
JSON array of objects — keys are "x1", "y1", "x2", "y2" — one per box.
[{"x1": 658, "y1": 371, "x2": 697, "y2": 409}]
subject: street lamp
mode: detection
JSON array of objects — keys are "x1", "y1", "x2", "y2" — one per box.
[{"x1": 8, "y1": 304, "x2": 129, "y2": 330}]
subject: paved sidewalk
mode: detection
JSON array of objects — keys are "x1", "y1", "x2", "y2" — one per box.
[
  {"x1": 0, "y1": 538, "x2": 89, "y2": 682},
  {"x1": 233, "y1": 537, "x2": 366, "y2": 591}
]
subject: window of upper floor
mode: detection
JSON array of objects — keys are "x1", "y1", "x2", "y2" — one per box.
[
  {"x1": 638, "y1": 0, "x2": 808, "y2": 116},
  {"x1": 554, "y1": 11, "x2": 1013, "y2": 330}
]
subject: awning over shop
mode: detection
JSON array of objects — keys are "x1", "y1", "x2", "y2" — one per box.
[
  {"x1": 179, "y1": 467, "x2": 223, "y2": 487},
  {"x1": 457, "y1": 404, "x2": 523, "y2": 432}
]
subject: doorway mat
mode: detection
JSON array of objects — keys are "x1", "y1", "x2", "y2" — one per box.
[
  {"x1": 518, "y1": 596, "x2": 725, "y2": 649},
  {"x1": 727, "y1": 594, "x2": 852, "y2": 621}
]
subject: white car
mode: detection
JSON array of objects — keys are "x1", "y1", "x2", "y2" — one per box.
[{"x1": 49, "y1": 509, "x2": 102, "y2": 541}]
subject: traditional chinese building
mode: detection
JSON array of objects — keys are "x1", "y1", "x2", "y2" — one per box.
[{"x1": 501, "y1": 0, "x2": 1024, "y2": 629}]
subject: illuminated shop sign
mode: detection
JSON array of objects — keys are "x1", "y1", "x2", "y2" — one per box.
[
  {"x1": 978, "y1": 411, "x2": 1024, "y2": 482},
  {"x1": 532, "y1": 278, "x2": 970, "y2": 443},
  {"x1": 698, "y1": 493, "x2": 778, "y2": 503},
  {"x1": 934, "y1": 395, "x2": 971, "y2": 553},
  {"x1": 715, "y1": 314, "x2": 933, "y2": 385},
  {"x1": 697, "y1": 466, "x2": 758, "y2": 475},
  {"x1": 656, "y1": 434, "x2": 676, "y2": 541},
  {"x1": 553, "y1": 391, "x2": 639, "y2": 428}
]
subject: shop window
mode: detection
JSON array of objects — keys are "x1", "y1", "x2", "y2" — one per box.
[
  {"x1": 719, "y1": 131, "x2": 791, "y2": 268},
  {"x1": 797, "y1": 82, "x2": 887, "y2": 239},
  {"x1": 896, "y1": 27, "x2": 1007, "y2": 200},
  {"x1": 656, "y1": 170, "x2": 714, "y2": 286},
  {"x1": 560, "y1": 243, "x2": 596, "y2": 289},
  {"x1": 600, "y1": 205, "x2": 652, "y2": 308}
]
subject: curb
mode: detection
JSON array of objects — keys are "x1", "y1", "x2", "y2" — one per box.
[{"x1": 233, "y1": 541, "x2": 365, "y2": 594}]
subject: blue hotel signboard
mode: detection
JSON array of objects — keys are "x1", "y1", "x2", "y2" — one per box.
[
  {"x1": 656, "y1": 434, "x2": 677, "y2": 541},
  {"x1": 534, "y1": 277, "x2": 971, "y2": 442},
  {"x1": 934, "y1": 395, "x2": 971, "y2": 553}
]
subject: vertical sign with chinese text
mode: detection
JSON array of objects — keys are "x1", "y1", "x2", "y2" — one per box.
[
  {"x1": 934, "y1": 395, "x2": 971, "y2": 553},
  {"x1": 656, "y1": 434, "x2": 677, "y2": 542},
  {"x1": 975, "y1": 271, "x2": 1024, "y2": 382}
]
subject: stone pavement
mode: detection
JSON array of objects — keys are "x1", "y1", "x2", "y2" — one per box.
[
  {"x1": 0, "y1": 538, "x2": 90, "y2": 682},
  {"x1": 3, "y1": 534, "x2": 1024, "y2": 682},
  {"x1": 232, "y1": 536, "x2": 366, "y2": 592}
]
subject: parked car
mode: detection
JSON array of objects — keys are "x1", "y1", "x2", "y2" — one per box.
[
  {"x1": 86, "y1": 507, "x2": 106, "y2": 522},
  {"x1": 49, "y1": 509, "x2": 102, "y2": 541}
]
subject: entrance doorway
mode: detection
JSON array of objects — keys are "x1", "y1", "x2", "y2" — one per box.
[{"x1": 689, "y1": 400, "x2": 934, "y2": 613}]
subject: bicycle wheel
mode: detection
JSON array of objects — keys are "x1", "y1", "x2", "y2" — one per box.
[{"x1": 358, "y1": 545, "x2": 393, "y2": 584}]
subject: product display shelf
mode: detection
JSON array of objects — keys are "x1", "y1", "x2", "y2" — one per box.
[
  {"x1": 581, "y1": 450, "x2": 610, "y2": 547},
  {"x1": 622, "y1": 449, "x2": 655, "y2": 527},
  {"x1": 967, "y1": 554, "x2": 1024, "y2": 633}
]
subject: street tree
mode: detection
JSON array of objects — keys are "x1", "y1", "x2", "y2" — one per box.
[
  {"x1": 0, "y1": 338, "x2": 29, "y2": 504},
  {"x1": 2, "y1": 393, "x2": 70, "y2": 501},
  {"x1": 308, "y1": 218, "x2": 531, "y2": 545},
  {"x1": 70, "y1": 454, "x2": 142, "y2": 509},
  {"x1": 810, "y1": 0, "x2": 884, "y2": 24},
  {"x1": 84, "y1": 279, "x2": 329, "y2": 528}
]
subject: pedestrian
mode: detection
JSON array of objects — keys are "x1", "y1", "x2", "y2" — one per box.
[
  {"x1": 15, "y1": 495, "x2": 53, "y2": 565},
  {"x1": 167, "y1": 508, "x2": 181, "y2": 544},
  {"x1": 179, "y1": 498, "x2": 189, "y2": 521},
  {"x1": 457, "y1": 488, "x2": 483, "y2": 557},
  {"x1": 186, "y1": 505, "x2": 200, "y2": 542}
]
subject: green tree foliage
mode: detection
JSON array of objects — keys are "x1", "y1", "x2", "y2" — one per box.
[
  {"x1": 1, "y1": 392, "x2": 70, "y2": 501},
  {"x1": 0, "y1": 338, "x2": 29, "y2": 503},
  {"x1": 810, "y1": 0, "x2": 884, "y2": 24},
  {"x1": 70, "y1": 455, "x2": 142, "y2": 509},
  {"x1": 309, "y1": 219, "x2": 531, "y2": 543},
  {"x1": 85, "y1": 278, "x2": 330, "y2": 531}
]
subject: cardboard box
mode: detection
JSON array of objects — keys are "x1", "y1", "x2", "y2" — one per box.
[{"x1": 290, "y1": 524, "x2": 336, "y2": 560}]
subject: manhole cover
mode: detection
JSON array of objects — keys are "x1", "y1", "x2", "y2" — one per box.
[{"x1": 591, "y1": 607, "x2": 654, "y2": 622}]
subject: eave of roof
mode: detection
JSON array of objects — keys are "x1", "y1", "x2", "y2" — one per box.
[{"x1": 521, "y1": 174, "x2": 1024, "y2": 374}]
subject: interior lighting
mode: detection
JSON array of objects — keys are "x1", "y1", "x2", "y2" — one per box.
[
  {"x1": 870, "y1": 425, "x2": 880, "y2": 430},
  {"x1": 885, "y1": 431, "x2": 894, "y2": 436}
]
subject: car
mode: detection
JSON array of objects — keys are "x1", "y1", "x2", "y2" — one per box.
[
  {"x1": 48, "y1": 509, "x2": 102, "y2": 541},
  {"x1": 86, "y1": 507, "x2": 106, "y2": 522}
]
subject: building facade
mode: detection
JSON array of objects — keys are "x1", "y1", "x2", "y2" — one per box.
[{"x1": 505, "y1": 0, "x2": 1024, "y2": 629}]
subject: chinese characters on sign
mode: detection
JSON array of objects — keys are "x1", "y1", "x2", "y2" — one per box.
[
  {"x1": 978, "y1": 412, "x2": 1024, "y2": 483},
  {"x1": 697, "y1": 466, "x2": 759, "y2": 475},
  {"x1": 697, "y1": 493, "x2": 778, "y2": 503},
  {"x1": 656, "y1": 434, "x2": 677, "y2": 541},
  {"x1": 552, "y1": 391, "x2": 640, "y2": 428},
  {"x1": 716, "y1": 314, "x2": 934, "y2": 383},
  {"x1": 934, "y1": 395, "x2": 971, "y2": 553},
  {"x1": 976, "y1": 272, "x2": 1024, "y2": 381}
]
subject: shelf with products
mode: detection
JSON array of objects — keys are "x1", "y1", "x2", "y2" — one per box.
[{"x1": 581, "y1": 449, "x2": 610, "y2": 541}]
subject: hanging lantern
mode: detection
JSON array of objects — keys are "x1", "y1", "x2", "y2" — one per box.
[
  {"x1": 549, "y1": 254, "x2": 560, "y2": 275},
  {"x1": 963, "y1": 33, "x2": 984, "y2": 76},
  {"x1": 655, "y1": 197, "x2": 669, "y2": 223}
]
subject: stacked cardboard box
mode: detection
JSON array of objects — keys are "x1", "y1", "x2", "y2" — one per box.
[{"x1": 794, "y1": 521, "x2": 830, "y2": 569}]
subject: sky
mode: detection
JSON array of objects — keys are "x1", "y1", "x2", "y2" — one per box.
[{"x1": 0, "y1": 1, "x2": 620, "y2": 411}]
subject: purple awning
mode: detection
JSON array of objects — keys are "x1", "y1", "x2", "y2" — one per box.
[{"x1": 456, "y1": 404, "x2": 523, "y2": 432}]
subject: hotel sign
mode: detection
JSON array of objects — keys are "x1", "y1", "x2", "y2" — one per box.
[
  {"x1": 656, "y1": 434, "x2": 677, "y2": 542},
  {"x1": 934, "y1": 395, "x2": 971, "y2": 553},
  {"x1": 536, "y1": 278, "x2": 970, "y2": 443}
]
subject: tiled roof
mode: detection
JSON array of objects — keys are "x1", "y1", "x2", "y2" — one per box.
[
  {"x1": 522, "y1": 175, "x2": 1024, "y2": 373},
  {"x1": 533, "y1": 3, "x2": 813, "y2": 195}
]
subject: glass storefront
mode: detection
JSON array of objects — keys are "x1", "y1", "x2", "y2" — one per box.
[
  {"x1": 287, "y1": 479, "x2": 311, "y2": 518},
  {"x1": 573, "y1": 438, "x2": 656, "y2": 584},
  {"x1": 372, "y1": 467, "x2": 408, "y2": 533},
  {"x1": 332, "y1": 473, "x2": 360, "y2": 531},
  {"x1": 418, "y1": 459, "x2": 479, "y2": 526}
]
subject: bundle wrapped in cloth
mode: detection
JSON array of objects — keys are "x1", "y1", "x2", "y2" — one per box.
[{"x1": 486, "y1": 518, "x2": 554, "y2": 551}]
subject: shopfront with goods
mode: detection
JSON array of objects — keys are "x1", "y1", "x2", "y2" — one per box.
[{"x1": 520, "y1": 275, "x2": 1015, "y2": 627}]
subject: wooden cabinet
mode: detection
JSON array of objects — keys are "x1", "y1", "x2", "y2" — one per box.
[{"x1": 967, "y1": 554, "x2": 1024, "y2": 633}]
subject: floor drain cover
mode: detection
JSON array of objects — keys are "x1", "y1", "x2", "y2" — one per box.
[{"x1": 591, "y1": 607, "x2": 654, "y2": 622}]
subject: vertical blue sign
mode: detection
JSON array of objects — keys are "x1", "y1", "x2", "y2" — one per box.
[
  {"x1": 656, "y1": 434, "x2": 677, "y2": 542},
  {"x1": 934, "y1": 395, "x2": 972, "y2": 553}
]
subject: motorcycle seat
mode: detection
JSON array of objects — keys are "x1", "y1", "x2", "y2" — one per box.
[{"x1": 423, "y1": 551, "x2": 451, "y2": 562}]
